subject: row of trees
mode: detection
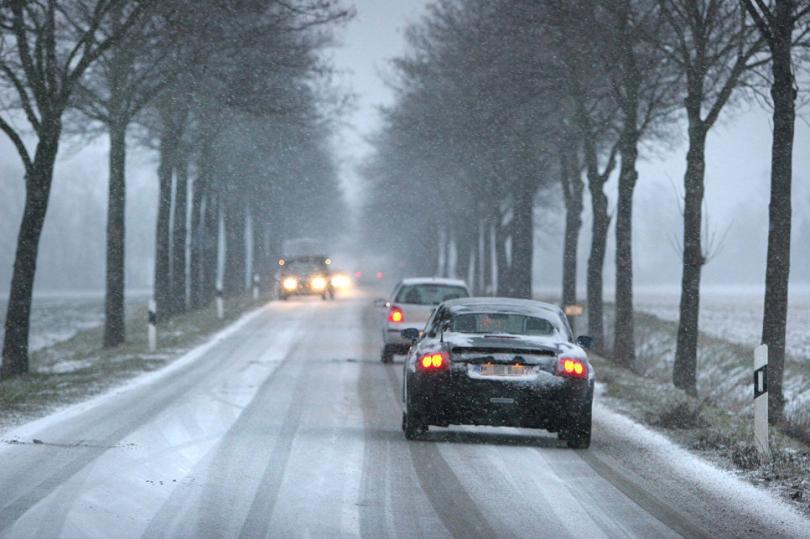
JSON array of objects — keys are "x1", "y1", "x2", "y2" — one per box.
[
  {"x1": 1, "y1": 0, "x2": 350, "y2": 378},
  {"x1": 363, "y1": 0, "x2": 809, "y2": 422}
]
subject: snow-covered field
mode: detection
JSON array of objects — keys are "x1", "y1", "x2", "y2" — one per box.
[
  {"x1": 633, "y1": 284, "x2": 810, "y2": 361},
  {"x1": 0, "y1": 291, "x2": 150, "y2": 352},
  {"x1": 629, "y1": 285, "x2": 810, "y2": 418}
]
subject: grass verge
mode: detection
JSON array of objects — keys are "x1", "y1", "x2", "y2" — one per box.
[
  {"x1": 0, "y1": 294, "x2": 264, "y2": 435},
  {"x1": 593, "y1": 353, "x2": 810, "y2": 513}
]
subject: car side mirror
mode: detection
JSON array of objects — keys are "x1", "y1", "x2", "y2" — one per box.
[
  {"x1": 401, "y1": 328, "x2": 420, "y2": 342},
  {"x1": 373, "y1": 298, "x2": 388, "y2": 308},
  {"x1": 576, "y1": 335, "x2": 594, "y2": 350}
]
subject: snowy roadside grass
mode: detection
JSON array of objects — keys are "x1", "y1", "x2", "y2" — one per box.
[
  {"x1": 0, "y1": 294, "x2": 266, "y2": 435},
  {"x1": 593, "y1": 353, "x2": 810, "y2": 515},
  {"x1": 550, "y1": 296, "x2": 810, "y2": 514}
]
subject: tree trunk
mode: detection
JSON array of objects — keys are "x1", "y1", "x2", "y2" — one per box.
[
  {"x1": 761, "y1": 2, "x2": 795, "y2": 424},
  {"x1": 673, "y1": 121, "x2": 707, "y2": 396},
  {"x1": 476, "y1": 217, "x2": 486, "y2": 294},
  {"x1": 613, "y1": 6, "x2": 641, "y2": 368},
  {"x1": 252, "y1": 208, "x2": 266, "y2": 290},
  {"x1": 1, "y1": 132, "x2": 60, "y2": 378},
  {"x1": 586, "y1": 175, "x2": 610, "y2": 352},
  {"x1": 456, "y1": 232, "x2": 472, "y2": 287},
  {"x1": 201, "y1": 190, "x2": 220, "y2": 304},
  {"x1": 613, "y1": 128, "x2": 639, "y2": 367},
  {"x1": 510, "y1": 188, "x2": 534, "y2": 299},
  {"x1": 495, "y1": 219, "x2": 511, "y2": 296},
  {"x1": 171, "y1": 149, "x2": 189, "y2": 314},
  {"x1": 265, "y1": 211, "x2": 282, "y2": 284},
  {"x1": 445, "y1": 228, "x2": 455, "y2": 278},
  {"x1": 189, "y1": 171, "x2": 205, "y2": 310},
  {"x1": 483, "y1": 218, "x2": 494, "y2": 294},
  {"x1": 223, "y1": 198, "x2": 246, "y2": 297},
  {"x1": 153, "y1": 129, "x2": 176, "y2": 321},
  {"x1": 561, "y1": 151, "x2": 584, "y2": 333},
  {"x1": 103, "y1": 120, "x2": 128, "y2": 347}
]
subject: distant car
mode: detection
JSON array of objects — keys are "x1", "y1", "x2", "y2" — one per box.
[
  {"x1": 329, "y1": 270, "x2": 352, "y2": 291},
  {"x1": 278, "y1": 255, "x2": 334, "y2": 300},
  {"x1": 379, "y1": 277, "x2": 470, "y2": 363},
  {"x1": 400, "y1": 297, "x2": 595, "y2": 449}
]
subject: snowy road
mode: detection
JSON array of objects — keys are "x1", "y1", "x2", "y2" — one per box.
[{"x1": 1, "y1": 290, "x2": 808, "y2": 538}]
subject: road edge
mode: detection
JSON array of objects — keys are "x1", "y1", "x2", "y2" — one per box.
[{"x1": 0, "y1": 304, "x2": 268, "y2": 449}]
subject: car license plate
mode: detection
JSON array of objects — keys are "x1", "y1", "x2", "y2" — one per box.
[{"x1": 478, "y1": 364, "x2": 528, "y2": 376}]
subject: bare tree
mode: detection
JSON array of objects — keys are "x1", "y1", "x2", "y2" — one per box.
[
  {"x1": 604, "y1": 0, "x2": 680, "y2": 367},
  {"x1": 649, "y1": 0, "x2": 764, "y2": 396},
  {"x1": 72, "y1": 2, "x2": 184, "y2": 345},
  {"x1": 740, "y1": 0, "x2": 810, "y2": 422},
  {"x1": 546, "y1": 0, "x2": 621, "y2": 352},
  {"x1": 0, "y1": 0, "x2": 156, "y2": 378}
]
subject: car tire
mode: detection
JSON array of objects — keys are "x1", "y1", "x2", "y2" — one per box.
[
  {"x1": 566, "y1": 402, "x2": 592, "y2": 449},
  {"x1": 281, "y1": 295, "x2": 288, "y2": 301},
  {"x1": 402, "y1": 411, "x2": 426, "y2": 440},
  {"x1": 321, "y1": 293, "x2": 327, "y2": 300},
  {"x1": 381, "y1": 345, "x2": 395, "y2": 363}
]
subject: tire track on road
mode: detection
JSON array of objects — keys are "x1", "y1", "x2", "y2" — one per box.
[
  {"x1": 574, "y1": 448, "x2": 709, "y2": 539},
  {"x1": 357, "y1": 295, "x2": 501, "y2": 538},
  {"x1": 0, "y1": 310, "x2": 281, "y2": 535}
]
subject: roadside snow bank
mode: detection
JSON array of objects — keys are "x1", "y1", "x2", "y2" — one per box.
[
  {"x1": 594, "y1": 402, "x2": 810, "y2": 536},
  {"x1": 0, "y1": 305, "x2": 265, "y2": 445}
]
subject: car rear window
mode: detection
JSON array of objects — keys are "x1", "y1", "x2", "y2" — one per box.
[
  {"x1": 395, "y1": 284, "x2": 468, "y2": 305},
  {"x1": 450, "y1": 313, "x2": 558, "y2": 336}
]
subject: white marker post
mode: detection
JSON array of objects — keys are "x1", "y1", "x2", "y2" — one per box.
[
  {"x1": 253, "y1": 274, "x2": 260, "y2": 301},
  {"x1": 216, "y1": 286, "x2": 225, "y2": 320},
  {"x1": 754, "y1": 344, "x2": 769, "y2": 462},
  {"x1": 147, "y1": 299, "x2": 157, "y2": 352}
]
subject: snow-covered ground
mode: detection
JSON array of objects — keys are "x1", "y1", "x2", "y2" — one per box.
[
  {"x1": 630, "y1": 285, "x2": 810, "y2": 417},
  {"x1": 0, "y1": 291, "x2": 150, "y2": 352},
  {"x1": 633, "y1": 284, "x2": 810, "y2": 361}
]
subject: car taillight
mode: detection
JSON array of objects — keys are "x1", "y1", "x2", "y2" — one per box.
[
  {"x1": 376, "y1": 271, "x2": 384, "y2": 280},
  {"x1": 557, "y1": 357, "x2": 588, "y2": 379},
  {"x1": 417, "y1": 351, "x2": 449, "y2": 372},
  {"x1": 388, "y1": 306, "x2": 404, "y2": 323}
]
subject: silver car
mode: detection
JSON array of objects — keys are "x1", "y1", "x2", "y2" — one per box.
[{"x1": 379, "y1": 277, "x2": 470, "y2": 362}]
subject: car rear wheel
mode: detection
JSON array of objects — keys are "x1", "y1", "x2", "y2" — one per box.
[
  {"x1": 380, "y1": 345, "x2": 395, "y2": 363},
  {"x1": 402, "y1": 411, "x2": 426, "y2": 440},
  {"x1": 566, "y1": 403, "x2": 592, "y2": 449}
]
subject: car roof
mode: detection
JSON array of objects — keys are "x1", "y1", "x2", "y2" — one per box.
[
  {"x1": 397, "y1": 277, "x2": 469, "y2": 288},
  {"x1": 441, "y1": 297, "x2": 563, "y2": 317}
]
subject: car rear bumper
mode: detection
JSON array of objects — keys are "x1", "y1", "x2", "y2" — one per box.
[{"x1": 407, "y1": 373, "x2": 592, "y2": 431}]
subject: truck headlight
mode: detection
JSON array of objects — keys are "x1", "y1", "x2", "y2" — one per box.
[
  {"x1": 282, "y1": 277, "x2": 298, "y2": 291},
  {"x1": 310, "y1": 276, "x2": 327, "y2": 291}
]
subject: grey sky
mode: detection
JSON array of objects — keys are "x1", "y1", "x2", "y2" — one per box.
[{"x1": 331, "y1": 0, "x2": 430, "y2": 204}]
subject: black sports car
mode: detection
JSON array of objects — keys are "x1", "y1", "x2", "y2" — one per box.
[{"x1": 400, "y1": 297, "x2": 595, "y2": 448}]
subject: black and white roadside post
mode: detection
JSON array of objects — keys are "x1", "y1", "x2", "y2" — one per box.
[
  {"x1": 754, "y1": 344, "x2": 769, "y2": 462},
  {"x1": 216, "y1": 284, "x2": 224, "y2": 320},
  {"x1": 148, "y1": 299, "x2": 157, "y2": 352},
  {"x1": 253, "y1": 274, "x2": 260, "y2": 301}
]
